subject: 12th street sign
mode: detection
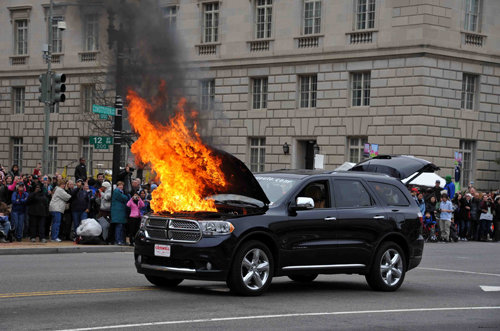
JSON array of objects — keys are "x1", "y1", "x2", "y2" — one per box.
[
  {"x1": 92, "y1": 104, "x2": 115, "y2": 116},
  {"x1": 90, "y1": 136, "x2": 113, "y2": 149}
]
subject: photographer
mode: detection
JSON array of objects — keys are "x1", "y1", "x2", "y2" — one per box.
[
  {"x1": 126, "y1": 192, "x2": 144, "y2": 246},
  {"x1": 479, "y1": 195, "x2": 494, "y2": 241},
  {"x1": 118, "y1": 164, "x2": 134, "y2": 195}
]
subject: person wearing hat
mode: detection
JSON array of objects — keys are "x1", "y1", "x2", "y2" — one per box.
[
  {"x1": 444, "y1": 175, "x2": 455, "y2": 202},
  {"x1": 493, "y1": 195, "x2": 500, "y2": 242},
  {"x1": 432, "y1": 180, "x2": 442, "y2": 202},
  {"x1": 11, "y1": 182, "x2": 28, "y2": 242}
]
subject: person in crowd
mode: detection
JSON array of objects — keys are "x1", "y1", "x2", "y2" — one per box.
[
  {"x1": 0, "y1": 175, "x2": 13, "y2": 205},
  {"x1": 0, "y1": 202, "x2": 11, "y2": 243},
  {"x1": 444, "y1": 176, "x2": 456, "y2": 200},
  {"x1": 42, "y1": 176, "x2": 51, "y2": 194},
  {"x1": 70, "y1": 179, "x2": 91, "y2": 236},
  {"x1": 26, "y1": 183, "x2": 49, "y2": 243},
  {"x1": 439, "y1": 193, "x2": 453, "y2": 242},
  {"x1": 459, "y1": 193, "x2": 473, "y2": 241},
  {"x1": 131, "y1": 178, "x2": 142, "y2": 196},
  {"x1": 478, "y1": 194, "x2": 494, "y2": 241},
  {"x1": 11, "y1": 182, "x2": 28, "y2": 242},
  {"x1": 97, "y1": 181, "x2": 112, "y2": 219},
  {"x1": 33, "y1": 162, "x2": 42, "y2": 176},
  {"x1": 432, "y1": 180, "x2": 442, "y2": 202},
  {"x1": 8, "y1": 164, "x2": 20, "y2": 179},
  {"x1": 416, "y1": 193, "x2": 426, "y2": 215},
  {"x1": 471, "y1": 192, "x2": 481, "y2": 240},
  {"x1": 74, "y1": 157, "x2": 88, "y2": 182},
  {"x1": 118, "y1": 164, "x2": 134, "y2": 195},
  {"x1": 426, "y1": 195, "x2": 438, "y2": 225},
  {"x1": 111, "y1": 181, "x2": 129, "y2": 245},
  {"x1": 94, "y1": 173, "x2": 104, "y2": 190},
  {"x1": 493, "y1": 195, "x2": 500, "y2": 242},
  {"x1": 48, "y1": 180, "x2": 72, "y2": 242},
  {"x1": 126, "y1": 192, "x2": 144, "y2": 246},
  {"x1": 139, "y1": 190, "x2": 150, "y2": 216},
  {"x1": 423, "y1": 211, "x2": 437, "y2": 242},
  {"x1": 85, "y1": 181, "x2": 98, "y2": 218}
]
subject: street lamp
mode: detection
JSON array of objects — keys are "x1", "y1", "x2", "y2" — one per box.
[{"x1": 283, "y1": 142, "x2": 290, "y2": 155}]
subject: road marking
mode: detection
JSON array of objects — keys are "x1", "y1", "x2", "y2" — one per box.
[
  {"x1": 419, "y1": 267, "x2": 500, "y2": 277},
  {"x1": 0, "y1": 286, "x2": 156, "y2": 299},
  {"x1": 56, "y1": 306, "x2": 500, "y2": 331},
  {"x1": 480, "y1": 286, "x2": 500, "y2": 292}
]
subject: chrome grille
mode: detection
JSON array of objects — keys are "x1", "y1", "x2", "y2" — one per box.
[{"x1": 145, "y1": 217, "x2": 201, "y2": 243}]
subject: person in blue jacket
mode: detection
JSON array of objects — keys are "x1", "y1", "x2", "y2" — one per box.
[
  {"x1": 111, "y1": 181, "x2": 129, "y2": 245},
  {"x1": 11, "y1": 182, "x2": 29, "y2": 242}
]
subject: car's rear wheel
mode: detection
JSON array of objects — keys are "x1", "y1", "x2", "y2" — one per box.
[
  {"x1": 288, "y1": 274, "x2": 318, "y2": 283},
  {"x1": 145, "y1": 275, "x2": 183, "y2": 288},
  {"x1": 227, "y1": 240, "x2": 273, "y2": 296},
  {"x1": 365, "y1": 241, "x2": 406, "y2": 291}
]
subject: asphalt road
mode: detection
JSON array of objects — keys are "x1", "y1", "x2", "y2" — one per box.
[{"x1": 1, "y1": 242, "x2": 499, "y2": 331}]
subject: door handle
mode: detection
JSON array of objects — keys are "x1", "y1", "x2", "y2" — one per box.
[
  {"x1": 392, "y1": 210, "x2": 400, "y2": 212},
  {"x1": 373, "y1": 215, "x2": 385, "y2": 219},
  {"x1": 324, "y1": 217, "x2": 337, "y2": 221}
]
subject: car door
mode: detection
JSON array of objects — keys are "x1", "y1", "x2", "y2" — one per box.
[
  {"x1": 331, "y1": 178, "x2": 389, "y2": 267},
  {"x1": 277, "y1": 179, "x2": 338, "y2": 268}
]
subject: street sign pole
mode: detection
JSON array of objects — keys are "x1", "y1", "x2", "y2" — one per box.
[
  {"x1": 112, "y1": 96, "x2": 123, "y2": 185},
  {"x1": 42, "y1": 0, "x2": 53, "y2": 175}
]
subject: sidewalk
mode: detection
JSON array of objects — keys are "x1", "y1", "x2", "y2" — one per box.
[{"x1": 0, "y1": 239, "x2": 134, "y2": 255}]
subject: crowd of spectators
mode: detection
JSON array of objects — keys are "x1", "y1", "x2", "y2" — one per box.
[
  {"x1": 0, "y1": 159, "x2": 155, "y2": 245},
  {"x1": 412, "y1": 176, "x2": 500, "y2": 243}
]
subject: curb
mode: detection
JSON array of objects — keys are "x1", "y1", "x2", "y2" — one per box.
[{"x1": 0, "y1": 245, "x2": 134, "y2": 256}]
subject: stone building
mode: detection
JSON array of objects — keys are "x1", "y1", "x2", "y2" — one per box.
[{"x1": 1, "y1": 0, "x2": 499, "y2": 190}]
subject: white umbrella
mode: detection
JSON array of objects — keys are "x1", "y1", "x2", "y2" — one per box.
[
  {"x1": 402, "y1": 172, "x2": 445, "y2": 188},
  {"x1": 335, "y1": 162, "x2": 356, "y2": 171}
]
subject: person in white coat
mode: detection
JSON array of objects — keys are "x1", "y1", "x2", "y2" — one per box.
[{"x1": 49, "y1": 180, "x2": 72, "y2": 242}]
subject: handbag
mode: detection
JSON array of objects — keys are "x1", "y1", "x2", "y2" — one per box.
[{"x1": 479, "y1": 207, "x2": 493, "y2": 221}]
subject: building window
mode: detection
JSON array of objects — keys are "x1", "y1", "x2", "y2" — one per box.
[
  {"x1": 252, "y1": 78, "x2": 268, "y2": 109},
  {"x1": 255, "y1": 0, "x2": 273, "y2": 39},
  {"x1": 459, "y1": 140, "x2": 475, "y2": 188},
  {"x1": 81, "y1": 138, "x2": 94, "y2": 175},
  {"x1": 12, "y1": 87, "x2": 25, "y2": 114},
  {"x1": 461, "y1": 74, "x2": 477, "y2": 110},
  {"x1": 304, "y1": 0, "x2": 321, "y2": 35},
  {"x1": 203, "y1": 2, "x2": 219, "y2": 43},
  {"x1": 48, "y1": 137, "x2": 58, "y2": 175},
  {"x1": 348, "y1": 136, "x2": 368, "y2": 163},
  {"x1": 14, "y1": 19, "x2": 28, "y2": 55},
  {"x1": 351, "y1": 72, "x2": 371, "y2": 107},
  {"x1": 12, "y1": 138, "x2": 23, "y2": 171},
  {"x1": 250, "y1": 138, "x2": 266, "y2": 173},
  {"x1": 162, "y1": 6, "x2": 178, "y2": 28},
  {"x1": 84, "y1": 14, "x2": 99, "y2": 51},
  {"x1": 355, "y1": 0, "x2": 375, "y2": 30},
  {"x1": 82, "y1": 85, "x2": 95, "y2": 113},
  {"x1": 464, "y1": 0, "x2": 481, "y2": 32},
  {"x1": 299, "y1": 75, "x2": 317, "y2": 108},
  {"x1": 51, "y1": 16, "x2": 64, "y2": 53},
  {"x1": 200, "y1": 79, "x2": 215, "y2": 110}
]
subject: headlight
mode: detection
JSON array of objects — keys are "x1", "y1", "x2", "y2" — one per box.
[
  {"x1": 139, "y1": 215, "x2": 149, "y2": 230},
  {"x1": 199, "y1": 221, "x2": 234, "y2": 236}
]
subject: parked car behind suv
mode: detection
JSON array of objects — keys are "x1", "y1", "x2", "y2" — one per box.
[{"x1": 135, "y1": 167, "x2": 424, "y2": 296}]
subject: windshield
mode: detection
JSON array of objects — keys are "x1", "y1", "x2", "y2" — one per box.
[{"x1": 255, "y1": 176, "x2": 300, "y2": 205}]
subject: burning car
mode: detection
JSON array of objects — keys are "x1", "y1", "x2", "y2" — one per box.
[{"x1": 127, "y1": 88, "x2": 423, "y2": 296}]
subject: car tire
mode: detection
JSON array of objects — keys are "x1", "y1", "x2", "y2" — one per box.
[
  {"x1": 227, "y1": 240, "x2": 273, "y2": 296},
  {"x1": 145, "y1": 275, "x2": 183, "y2": 288},
  {"x1": 288, "y1": 274, "x2": 318, "y2": 283},
  {"x1": 365, "y1": 241, "x2": 406, "y2": 292}
]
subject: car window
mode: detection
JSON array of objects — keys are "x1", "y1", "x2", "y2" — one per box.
[
  {"x1": 333, "y1": 180, "x2": 373, "y2": 208},
  {"x1": 369, "y1": 182, "x2": 410, "y2": 207},
  {"x1": 297, "y1": 181, "x2": 330, "y2": 209}
]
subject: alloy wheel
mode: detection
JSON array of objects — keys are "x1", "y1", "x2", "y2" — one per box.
[
  {"x1": 240, "y1": 248, "x2": 270, "y2": 291},
  {"x1": 379, "y1": 248, "x2": 403, "y2": 286}
]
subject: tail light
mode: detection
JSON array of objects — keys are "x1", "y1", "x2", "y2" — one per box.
[{"x1": 417, "y1": 212, "x2": 423, "y2": 235}]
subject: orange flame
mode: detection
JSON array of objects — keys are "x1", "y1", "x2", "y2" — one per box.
[{"x1": 126, "y1": 84, "x2": 226, "y2": 213}]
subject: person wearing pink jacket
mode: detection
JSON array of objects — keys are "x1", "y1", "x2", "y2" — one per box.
[{"x1": 126, "y1": 193, "x2": 144, "y2": 246}]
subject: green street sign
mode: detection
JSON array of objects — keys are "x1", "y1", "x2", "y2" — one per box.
[
  {"x1": 90, "y1": 136, "x2": 113, "y2": 149},
  {"x1": 92, "y1": 104, "x2": 115, "y2": 116},
  {"x1": 99, "y1": 114, "x2": 108, "y2": 119}
]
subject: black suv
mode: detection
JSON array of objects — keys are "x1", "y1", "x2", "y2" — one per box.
[{"x1": 135, "y1": 156, "x2": 424, "y2": 296}]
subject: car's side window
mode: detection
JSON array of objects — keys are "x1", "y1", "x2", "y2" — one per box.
[
  {"x1": 369, "y1": 182, "x2": 410, "y2": 207},
  {"x1": 297, "y1": 181, "x2": 330, "y2": 209},
  {"x1": 333, "y1": 180, "x2": 373, "y2": 208}
]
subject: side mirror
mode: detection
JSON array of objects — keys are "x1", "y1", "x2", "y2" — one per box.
[{"x1": 295, "y1": 197, "x2": 315, "y2": 210}]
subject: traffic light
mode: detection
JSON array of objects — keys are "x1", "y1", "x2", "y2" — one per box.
[
  {"x1": 51, "y1": 73, "x2": 66, "y2": 104},
  {"x1": 38, "y1": 73, "x2": 49, "y2": 103}
]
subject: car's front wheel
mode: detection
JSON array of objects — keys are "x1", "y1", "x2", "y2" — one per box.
[
  {"x1": 227, "y1": 240, "x2": 273, "y2": 296},
  {"x1": 365, "y1": 241, "x2": 406, "y2": 291},
  {"x1": 145, "y1": 275, "x2": 183, "y2": 288}
]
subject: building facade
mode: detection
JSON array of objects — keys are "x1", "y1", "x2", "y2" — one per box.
[{"x1": 1, "y1": 0, "x2": 500, "y2": 190}]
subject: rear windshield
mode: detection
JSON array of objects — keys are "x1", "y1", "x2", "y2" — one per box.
[{"x1": 255, "y1": 176, "x2": 300, "y2": 205}]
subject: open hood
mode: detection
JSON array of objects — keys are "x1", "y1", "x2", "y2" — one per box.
[
  {"x1": 209, "y1": 147, "x2": 270, "y2": 205},
  {"x1": 349, "y1": 155, "x2": 440, "y2": 180}
]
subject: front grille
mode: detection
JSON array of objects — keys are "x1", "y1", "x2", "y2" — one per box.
[{"x1": 145, "y1": 217, "x2": 201, "y2": 243}]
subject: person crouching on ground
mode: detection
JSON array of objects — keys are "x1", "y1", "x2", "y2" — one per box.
[
  {"x1": 0, "y1": 202, "x2": 11, "y2": 243},
  {"x1": 49, "y1": 180, "x2": 72, "y2": 242},
  {"x1": 126, "y1": 192, "x2": 144, "y2": 246},
  {"x1": 111, "y1": 181, "x2": 129, "y2": 245},
  {"x1": 439, "y1": 193, "x2": 453, "y2": 242}
]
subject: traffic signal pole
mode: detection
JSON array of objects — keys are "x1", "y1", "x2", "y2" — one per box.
[{"x1": 42, "y1": 0, "x2": 53, "y2": 175}]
